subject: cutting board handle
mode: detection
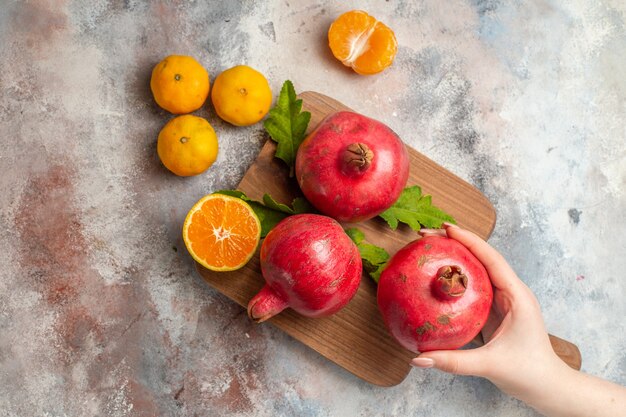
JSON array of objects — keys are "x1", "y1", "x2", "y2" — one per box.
[{"x1": 549, "y1": 334, "x2": 582, "y2": 370}]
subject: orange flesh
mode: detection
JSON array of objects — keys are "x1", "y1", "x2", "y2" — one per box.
[{"x1": 185, "y1": 196, "x2": 260, "y2": 270}]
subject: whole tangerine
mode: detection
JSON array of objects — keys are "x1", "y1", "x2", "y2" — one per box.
[
  {"x1": 211, "y1": 65, "x2": 272, "y2": 126},
  {"x1": 157, "y1": 115, "x2": 218, "y2": 176},
  {"x1": 151, "y1": 55, "x2": 210, "y2": 114}
]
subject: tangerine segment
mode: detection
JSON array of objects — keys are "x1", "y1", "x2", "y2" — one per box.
[
  {"x1": 328, "y1": 10, "x2": 397, "y2": 75},
  {"x1": 183, "y1": 194, "x2": 261, "y2": 271},
  {"x1": 328, "y1": 10, "x2": 376, "y2": 62},
  {"x1": 352, "y1": 22, "x2": 397, "y2": 75}
]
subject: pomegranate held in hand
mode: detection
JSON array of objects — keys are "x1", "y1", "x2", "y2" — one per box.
[
  {"x1": 247, "y1": 214, "x2": 362, "y2": 322},
  {"x1": 295, "y1": 111, "x2": 409, "y2": 222},
  {"x1": 377, "y1": 235, "x2": 493, "y2": 352}
]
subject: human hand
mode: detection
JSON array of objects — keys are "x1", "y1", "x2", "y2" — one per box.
[
  {"x1": 411, "y1": 224, "x2": 568, "y2": 399},
  {"x1": 410, "y1": 224, "x2": 626, "y2": 417}
]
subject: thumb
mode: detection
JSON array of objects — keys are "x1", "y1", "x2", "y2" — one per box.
[{"x1": 411, "y1": 349, "x2": 488, "y2": 376}]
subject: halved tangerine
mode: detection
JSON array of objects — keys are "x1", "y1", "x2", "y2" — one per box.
[
  {"x1": 328, "y1": 10, "x2": 398, "y2": 75},
  {"x1": 183, "y1": 194, "x2": 261, "y2": 271}
]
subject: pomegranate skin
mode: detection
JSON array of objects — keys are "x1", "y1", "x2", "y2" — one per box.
[
  {"x1": 295, "y1": 111, "x2": 409, "y2": 222},
  {"x1": 377, "y1": 236, "x2": 493, "y2": 353},
  {"x1": 248, "y1": 214, "x2": 362, "y2": 322}
]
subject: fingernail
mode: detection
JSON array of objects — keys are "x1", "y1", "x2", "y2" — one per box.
[
  {"x1": 442, "y1": 222, "x2": 457, "y2": 228},
  {"x1": 411, "y1": 357, "x2": 435, "y2": 368},
  {"x1": 419, "y1": 228, "x2": 447, "y2": 237}
]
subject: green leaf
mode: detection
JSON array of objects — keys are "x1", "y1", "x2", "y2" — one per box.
[
  {"x1": 359, "y1": 242, "x2": 390, "y2": 283},
  {"x1": 291, "y1": 197, "x2": 315, "y2": 214},
  {"x1": 263, "y1": 80, "x2": 311, "y2": 176},
  {"x1": 262, "y1": 194, "x2": 295, "y2": 214},
  {"x1": 262, "y1": 194, "x2": 315, "y2": 215},
  {"x1": 368, "y1": 263, "x2": 387, "y2": 283},
  {"x1": 214, "y1": 190, "x2": 313, "y2": 238},
  {"x1": 249, "y1": 202, "x2": 289, "y2": 238},
  {"x1": 345, "y1": 228, "x2": 390, "y2": 283},
  {"x1": 345, "y1": 228, "x2": 365, "y2": 245},
  {"x1": 379, "y1": 186, "x2": 456, "y2": 231}
]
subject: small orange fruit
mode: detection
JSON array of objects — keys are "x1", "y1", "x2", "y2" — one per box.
[
  {"x1": 211, "y1": 65, "x2": 272, "y2": 126},
  {"x1": 157, "y1": 115, "x2": 218, "y2": 176},
  {"x1": 183, "y1": 194, "x2": 261, "y2": 271},
  {"x1": 151, "y1": 55, "x2": 210, "y2": 114},
  {"x1": 328, "y1": 10, "x2": 397, "y2": 75}
]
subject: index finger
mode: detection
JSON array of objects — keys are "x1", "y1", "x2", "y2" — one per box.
[{"x1": 443, "y1": 224, "x2": 522, "y2": 291}]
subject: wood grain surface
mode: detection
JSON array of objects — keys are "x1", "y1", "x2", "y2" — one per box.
[{"x1": 196, "y1": 91, "x2": 581, "y2": 386}]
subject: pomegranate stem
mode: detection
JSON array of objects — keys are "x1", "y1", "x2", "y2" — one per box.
[
  {"x1": 343, "y1": 142, "x2": 374, "y2": 172},
  {"x1": 434, "y1": 265, "x2": 468, "y2": 300}
]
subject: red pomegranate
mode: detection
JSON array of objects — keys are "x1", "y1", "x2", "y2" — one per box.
[
  {"x1": 377, "y1": 235, "x2": 493, "y2": 352},
  {"x1": 295, "y1": 111, "x2": 409, "y2": 222},
  {"x1": 247, "y1": 214, "x2": 362, "y2": 322}
]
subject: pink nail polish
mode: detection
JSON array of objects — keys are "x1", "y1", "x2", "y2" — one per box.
[
  {"x1": 411, "y1": 357, "x2": 435, "y2": 368},
  {"x1": 442, "y1": 222, "x2": 457, "y2": 228}
]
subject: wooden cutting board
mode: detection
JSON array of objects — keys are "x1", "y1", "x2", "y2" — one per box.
[{"x1": 196, "y1": 91, "x2": 582, "y2": 386}]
